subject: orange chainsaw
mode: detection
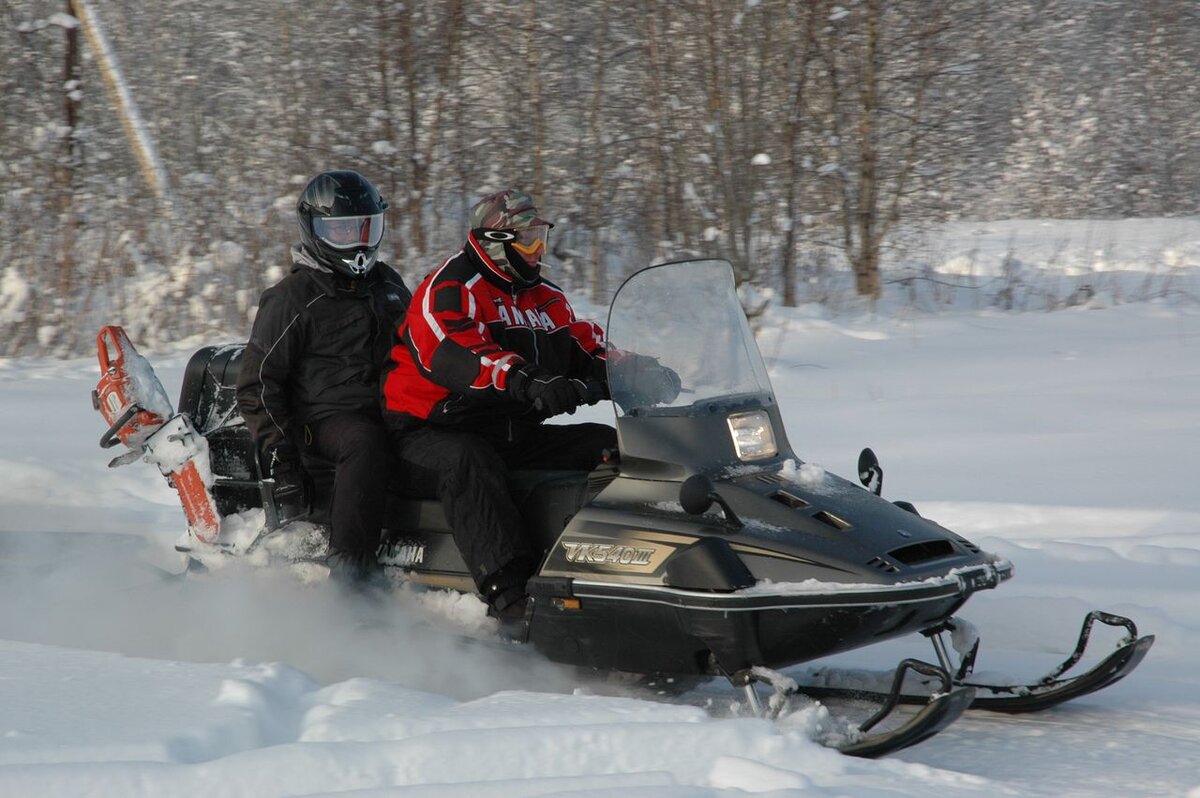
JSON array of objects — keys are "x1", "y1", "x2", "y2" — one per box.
[{"x1": 92, "y1": 325, "x2": 221, "y2": 543}]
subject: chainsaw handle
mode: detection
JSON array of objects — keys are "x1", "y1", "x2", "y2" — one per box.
[
  {"x1": 99, "y1": 404, "x2": 140, "y2": 449},
  {"x1": 96, "y1": 325, "x2": 128, "y2": 373}
]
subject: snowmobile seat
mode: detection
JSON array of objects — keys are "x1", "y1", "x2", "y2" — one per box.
[
  {"x1": 178, "y1": 344, "x2": 264, "y2": 517},
  {"x1": 177, "y1": 343, "x2": 608, "y2": 552},
  {"x1": 377, "y1": 468, "x2": 597, "y2": 553},
  {"x1": 176, "y1": 343, "x2": 357, "y2": 522},
  {"x1": 179, "y1": 343, "x2": 246, "y2": 436}
]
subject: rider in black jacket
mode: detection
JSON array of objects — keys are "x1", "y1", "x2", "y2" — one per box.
[{"x1": 236, "y1": 170, "x2": 410, "y2": 581}]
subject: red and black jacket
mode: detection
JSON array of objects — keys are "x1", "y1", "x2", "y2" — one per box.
[{"x1": 383, "y1": 233, "x2": 607, "y2": 430}]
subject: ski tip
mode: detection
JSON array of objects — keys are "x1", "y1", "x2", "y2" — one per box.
[{"x1": 835, "y1": 686, "x2": 974, "y2": 759}]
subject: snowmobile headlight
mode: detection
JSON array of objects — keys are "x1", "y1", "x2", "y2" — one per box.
[{"x1": 727, "y1": 410, "x2": 777, "y2": 461}]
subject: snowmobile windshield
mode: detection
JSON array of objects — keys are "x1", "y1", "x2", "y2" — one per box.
[{"x1": 606, "y1": 259, "x2": 775, "y2": 417}]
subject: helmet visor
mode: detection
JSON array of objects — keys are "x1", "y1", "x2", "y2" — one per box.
[{"x1": 312, "y1": 213, "x2": 385, "y2": 250}]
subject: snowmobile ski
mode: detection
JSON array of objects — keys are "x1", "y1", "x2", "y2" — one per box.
[
  {"x1": 835, "y1": 683, "x2": 975, "y2": 758},
  {"x1": 960, "y1": 634, "x2": 1153, "y2": 712},
  {"x1": 794, "y1": 611, "x2": 1153, "y2": 714},
  {"x1": 738, "y1": 659, "x2": 974, "y2": 758},
  {"x1": 939, "y1": 611, "x2": 1155, "y2": 713}
]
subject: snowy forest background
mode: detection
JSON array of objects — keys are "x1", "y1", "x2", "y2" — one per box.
[{"x1": 3, "y1": 0, "x2": 1199, "y2": 356}]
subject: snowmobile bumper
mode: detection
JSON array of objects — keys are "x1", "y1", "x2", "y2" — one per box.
[{"x1": 527, "y1": 559, "x2": 1013, "y2": 677}]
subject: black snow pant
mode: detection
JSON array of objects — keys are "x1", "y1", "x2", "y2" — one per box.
[
  {"x1": 388, "y1": 420, "x2": 617, "y2": 602},
  {"x1": 299, "y1": 412, "x2": 397, "y2": 566}
]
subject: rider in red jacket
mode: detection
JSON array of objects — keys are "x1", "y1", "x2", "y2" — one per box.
[
  {"x1": 382, "y1": 227, "x2": 607, "y2": 429},
  {"x1": 383, "y1": 190, "x2": 614, "y2": 618}
]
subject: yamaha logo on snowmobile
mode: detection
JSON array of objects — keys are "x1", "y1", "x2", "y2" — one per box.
[
  {"x1": 562, "y1": 541, "x2": 656, "y2": 567},
  {"x1": 380, "y1": 541, "x2": 426, "y2": 567}
]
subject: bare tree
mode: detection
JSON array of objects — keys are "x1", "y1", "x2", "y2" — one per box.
[
  {"x1": 815, "y1": 0, "x2": 957, "y2": 298},
  {"x1": 582, "y1": 0, "x2": 612, "y2": 303},
  {"x1": 779, "y1": 0, "x2": 824, "y2": 307},
  {"x1": 57, "y1": 1, "x2": 83, "y2": 306},
  {"x1": 387, "y1": 0, "x2": 466, "y2": 260}
]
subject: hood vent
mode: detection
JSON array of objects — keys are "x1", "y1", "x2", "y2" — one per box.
[
  {"x1": 866, "y1": 556, "x2": 900, "y2": 574},
  {"x1": 812, "y1": 509, "x2": 851, "y2": 531},
  {"x1": 770, "y1": 490, "x2": 810, "y2": 509},
  {"x1": 888, "y1": 539, "x2": 955, "y2": 565}
]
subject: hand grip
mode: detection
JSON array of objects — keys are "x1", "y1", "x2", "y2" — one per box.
[{"x1": 99, "y1": 404, "x2": 140, "y2": 449}]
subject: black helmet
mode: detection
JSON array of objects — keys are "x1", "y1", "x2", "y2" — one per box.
[{"x1": 296, "y1": 170, "x2": 388, "y2": 278}]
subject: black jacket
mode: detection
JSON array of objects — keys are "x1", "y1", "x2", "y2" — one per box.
[{"x1": 236, "y1": 247, "x2": 411, "y2": 455}]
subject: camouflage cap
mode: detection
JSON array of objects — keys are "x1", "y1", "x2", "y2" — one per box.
[{"x1": 469, "y1": 189, "x2": 553, "y2": 231}]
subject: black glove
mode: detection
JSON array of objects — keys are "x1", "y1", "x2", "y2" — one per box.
[
  {"x1": 264, "y1": 441, "x2": 303, "y2": 480},
  {"x1": 643, "y1": 361, "x2": 682, "y2": 405},
  {"x1": 579, "y1": 379, "x2": 609, "y2": 406},
  {"x1": 627, "y1": 355, "x2": 682, "y2": 405},
  {"x1": 263, "y1": 440, "x2": 310, "y2": 518},
  {"x1": 508, "y1": 365, "x2": 590, "y2": 416},
  {"x1": 609, "y1": 354, "x2": 682, "y2": 410}
]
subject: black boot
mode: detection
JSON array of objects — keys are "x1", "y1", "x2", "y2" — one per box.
[
  {"x1": 326, "y1": 548, "x2": 389, "y2": 597},
  {"x1": 481, "y1": 557, "x2": 535, "y2": 635}
]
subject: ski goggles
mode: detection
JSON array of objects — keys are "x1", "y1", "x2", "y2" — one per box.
[
  {"x1": 510, "y1": 224, "x2": 550, "y2": 256},
  {"x1": 312, "y1": 213, "x2": 385, "y2": 250},
  {"x1": 484, "y1": 222, "x2": 549, "y2": 256},
  {"x1": 475, "y1": 224, "x2": 551, "y2": 254}
]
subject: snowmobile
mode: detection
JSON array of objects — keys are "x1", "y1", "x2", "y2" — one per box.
[{"x1": 91, "y1": 258, "x2": 1153, "y2": 757}]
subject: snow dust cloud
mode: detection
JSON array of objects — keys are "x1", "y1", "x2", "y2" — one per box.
[{"x1": 0, "y1": 530, "x2": 578, "y2": 698}]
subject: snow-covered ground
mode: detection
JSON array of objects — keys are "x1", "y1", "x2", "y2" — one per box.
[{"x1": 1, "y1": 219, "x2": 1199, "y2": 796}]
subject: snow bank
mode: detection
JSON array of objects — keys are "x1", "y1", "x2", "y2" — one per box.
[{"x1": 0, "y1": 639, "x2": 995, "y2": 797}]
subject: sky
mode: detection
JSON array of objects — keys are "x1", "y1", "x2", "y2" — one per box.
[{"x1": 0, "y1": 218, "x2": 1198, "y2": 797}]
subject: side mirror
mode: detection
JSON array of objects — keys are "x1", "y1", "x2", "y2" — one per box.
[
  {"x1": 680, "y1": 474, "x2": 716, "y2": 515},
  {"x1": 857, "y1": 447, "x2": 883, "y2": 496},
  {"x1": 679, "y1": 474, "x2": 743, "y2": 528}
]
